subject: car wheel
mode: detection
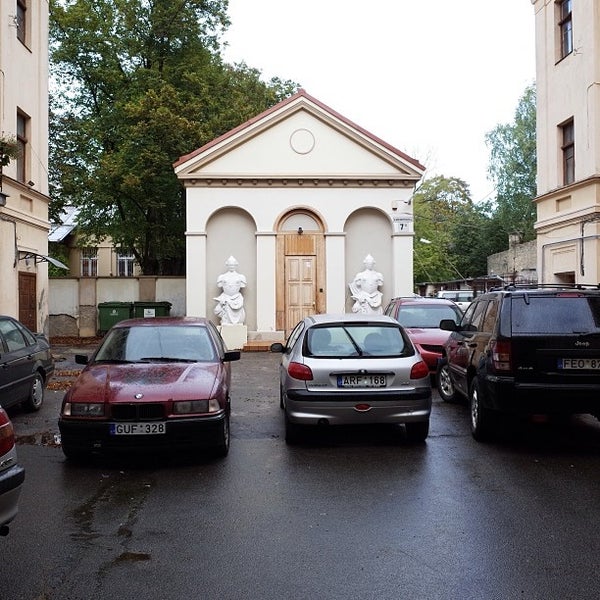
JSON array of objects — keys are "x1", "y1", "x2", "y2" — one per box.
[
  {"x1": 23, "y1": 372, "x2": 44, "y2": 412},
  {"x1": 470, "y1": 379, "x2": 494, "y2": 442},
  {"x1": 284, "y1": 414, "x2": 302, "y2": 444},
  {"x1": 405, "y1": 420, "x2": 429, "y2": 443},
  {"x1": 213, "y1": 414, "x2": 230, "y2": 457},
  {"x1": 279, "y1": 384, "x2": 284, "y2": 410},
  {"x1": 437, "y1": 361, "x2": 457, "y2": 403}
]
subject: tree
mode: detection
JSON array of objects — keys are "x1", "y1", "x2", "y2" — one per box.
[
  {"x1": 412, "y1": 175, "x2": 506, "y2": 284},
  {"x1": 485, "y1": 83, "x2": 537, "y2": 242},
  {"x1": 49, "y1": 0, "x2": 297, "y2": 275}
]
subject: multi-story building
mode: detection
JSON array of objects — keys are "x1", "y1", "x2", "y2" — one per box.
[
  {"x1": 0, "y1": 1, "x2": 54, "y2": 333},
  {"x1": 533, "y1": 0, "x2": 600, "y2": 283}
]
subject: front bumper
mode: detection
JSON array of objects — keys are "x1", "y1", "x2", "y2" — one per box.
[{"x1": 58, "y1": 414, "x2": 226, "y2": 455}]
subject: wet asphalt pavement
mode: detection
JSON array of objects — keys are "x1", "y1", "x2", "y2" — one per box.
[{"x1": 2, "y1": 342, "x2": 600, "y2": 600}]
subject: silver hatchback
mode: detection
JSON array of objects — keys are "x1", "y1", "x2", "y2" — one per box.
[{"x1": 270, "y1": 314, "x2": 432, "y2": 443}]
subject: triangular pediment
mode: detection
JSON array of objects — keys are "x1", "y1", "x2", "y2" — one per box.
[{"x1": 174, "y1": 90, "x2": 424, "y2": 183}]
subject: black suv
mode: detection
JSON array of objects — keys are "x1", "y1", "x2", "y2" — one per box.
[{"x1": 437, "y1": 285, "x2": 600, "y2": 440}]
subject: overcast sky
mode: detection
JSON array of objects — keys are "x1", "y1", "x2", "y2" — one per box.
[{"x1": 222, "y1": 0, "x2": 536, "y2": 203}]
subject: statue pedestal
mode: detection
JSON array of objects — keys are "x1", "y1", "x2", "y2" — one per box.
[{"x1": 218, "y1": 324, "x2": 247, "y2": 350}]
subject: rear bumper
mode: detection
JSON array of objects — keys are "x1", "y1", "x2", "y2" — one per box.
[
  {"x1": 285, "y1": 388, "x2": 431, "y2": 426},
  {"x1": 0, "y1": 464, "x2": 25, "y2": 527},
  {"x1": 58, "y1": 414, "x2": 226, "y2": 455},
  {"x1": 482, "y1": 375, "x2": 600, "y2": 415}
]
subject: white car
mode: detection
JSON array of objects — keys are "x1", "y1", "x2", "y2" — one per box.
[
  {"x1": 0, "y1": 407, "x2": 25, "y2": 536},
  {"x1": 436, "y1": 290, "x2": 473, "y2": 311}
]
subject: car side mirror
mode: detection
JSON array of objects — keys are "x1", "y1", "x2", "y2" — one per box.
[
  {"x1": 74, "y1": 354, "x2": 89, "y2": 365},
  {"x1": 439, "y1": 319, "x2": 459, "y2": 332},
  {"x1": 223, "y1": 350, "x2": 241, "y2": 362}
]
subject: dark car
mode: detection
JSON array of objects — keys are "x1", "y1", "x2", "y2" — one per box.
[
  {"x1": 270, "y1": 314, "x2": 431, "y2": 443},
  {"x1": 0, "y1": 407, "x2": 25, "y2": 536},
  {"x1": 384, "y1": 296, "x2": 463, "y2": 374},
  {"x1": 58, "y1": 317, "x2": 240, "y2": 460},
  {"x1": 437, "y1": 284, "x2": 600, "y2": 440},
  {"x1": 0, "y1": 315, "x2": 54, "y2": 411}
]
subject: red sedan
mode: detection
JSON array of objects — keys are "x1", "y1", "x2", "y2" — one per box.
[
  {"x1": 58, "y1": 317, "x2": 240, "y2": 461},
  {"x1": 384, "y1": 297, "x2": 463, "y2": 375}
]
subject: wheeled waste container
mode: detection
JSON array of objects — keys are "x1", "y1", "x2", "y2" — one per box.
[
  {"x1": 97, "y1": 302, "x2": 133, "y2": 333},
  {"x1": 132, "y1": 301, "x2": 172, "y2": 318}
]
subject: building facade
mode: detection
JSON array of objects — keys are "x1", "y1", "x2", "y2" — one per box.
[
  {"x1": 175, "y1": 90, "x2": 424, "y2": 340},
  {"x1": 533, "y1": 0, "x2": 600, "y2": 284},
  {"x1": 0, "y1": 0, "x2": 52, "y2": 333}
]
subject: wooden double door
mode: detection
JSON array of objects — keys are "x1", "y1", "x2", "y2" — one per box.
[{"x1": 278, "y1": 232, "x2": 325, "y2": 335}]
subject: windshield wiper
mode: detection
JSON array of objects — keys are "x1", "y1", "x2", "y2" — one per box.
[
  {"x1": 341, "y1": 327, "x2": 363, "y2": 356},
  {"x1": 93, "y1": 359, "x2": 135, "y2": 364},
  {"x1": 138, "y1": 357, "x2": 196, "y2": 363}
]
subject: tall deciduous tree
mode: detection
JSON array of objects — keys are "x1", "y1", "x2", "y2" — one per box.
[
  {"x1": 485, "y1": 83, "x2": 537, "y2": 242},
  {"x1": 413, "y1": 175, "x2": 506, "y2": 284},
  {"x1": 49, "y1": 0, "x2": 297, "y2": 274}
]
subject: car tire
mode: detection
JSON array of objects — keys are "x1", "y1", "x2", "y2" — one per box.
[
  {"x1": 470, "y1": 378, "x2": 494, "y2": 442},
  {"x1": 279, "y1": 385, "x2": 284, "y2": 410},
  {"x1": 405, "y1": 420, "x2": 429, "y2": 443},
  {"x1": 437, "y1": 361, "x2": 457, "y2": 403},
  {"x1": 284, "y1": 414, "x2": 302, "y2": 444},
  {"x1": 213, "y1": 414, "x2": 230, "y2": 457},
  {"x1": 23, "y1": 372, "x2": 44, "y2": 412}
]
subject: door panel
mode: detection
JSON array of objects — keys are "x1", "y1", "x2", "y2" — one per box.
[
  {"x1": 18, "y1": 272, "x2": 37, "y2": 332},
  {"x1": 285, "y1": 256, "x2": 316, "y2": 332}
]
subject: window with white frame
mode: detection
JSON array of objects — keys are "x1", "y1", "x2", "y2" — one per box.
[
  {"x1": 117, "y1": 250, "x2": 135, "y2": 277},
  {"x1": 557, "y1": 0, "x2": 573, "y2": 59},
  {"x1": 80, "y1": 248, "x2": 98, "y2": 277}
]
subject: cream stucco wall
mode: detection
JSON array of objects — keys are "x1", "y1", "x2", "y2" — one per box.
[
  {"x1": 0, "y1": 1, "x2": 51, "y2": 333},
  {"x1": 532, "y1": 0, "x2": 600, "y2": 284}
]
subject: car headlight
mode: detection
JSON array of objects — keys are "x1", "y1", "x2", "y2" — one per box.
[
  {"x1": 173, "y1": 399, "x2": 221, "y2": 414},
  {"x1": 63, "y1": 402, "x2": 105, "y2": 417}
]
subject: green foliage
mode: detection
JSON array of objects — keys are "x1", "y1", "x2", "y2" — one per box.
[
  {"x1": 485, "y1": 83, "x2": 537, "y2": 241},
  {"x1": 413, "y1": 176, "x2": 507, "y2": 284},
  {"x1": 49, "y1": 0, "x2": 298, "y2": 274},
  {"x1": 0, "y1": 133, "x2": 19, "y2": 168}
]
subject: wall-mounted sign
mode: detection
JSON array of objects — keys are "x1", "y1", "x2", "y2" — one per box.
[{"x1": 392, "y1": 216, "x2": 413, "y2": 233}]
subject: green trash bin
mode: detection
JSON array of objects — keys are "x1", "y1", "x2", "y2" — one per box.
[
  {"x1": 132, "y1": 301, "x2": 172, "y2": 319},
  {"x1": 97, "y1": 302, "x2": 133, "y2": 332}
]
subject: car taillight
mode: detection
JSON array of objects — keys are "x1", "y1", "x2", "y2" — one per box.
[
  {"x1": 288, "y1": 361, "x2": 313, "y2": 381},
  {"x1": 0, "y1": 410, "x2": 15, "y2": 456},
  {"x1": 410, "y1": 360, "x2": 430, "y2": 380},
  {"x1": 490, "y1": 339, "x2": 511, "y2": 371}
]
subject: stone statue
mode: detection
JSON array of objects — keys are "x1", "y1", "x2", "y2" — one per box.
[
  {"x1": 214, "y1": 256, "x2": 246, "y2": 325},
  {"x1": 349, "y1": 254, "x2": 384, "y2": 314}
]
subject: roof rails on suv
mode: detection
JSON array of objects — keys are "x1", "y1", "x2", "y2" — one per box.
[{"x1": 436, "y1": 285, "x2": 600, "y2": 441}]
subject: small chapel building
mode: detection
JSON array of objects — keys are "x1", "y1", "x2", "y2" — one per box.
[{"x1": 174, "y1": 89, "x2": 424, "y2": 341}]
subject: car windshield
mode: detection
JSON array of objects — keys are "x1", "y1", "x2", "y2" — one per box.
[
  {"x1": 397, "y1": 304, "x2": 462, "y2": 328},
  {"x1": 512, "y1": 296, "x2": 600, "y2": 334},
  {"x1": 94, "y1": 325, "x2": 217, "y2": 363},
  {"x1": 306, "y1": 324, "x2": 407, "y2": 358}
]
